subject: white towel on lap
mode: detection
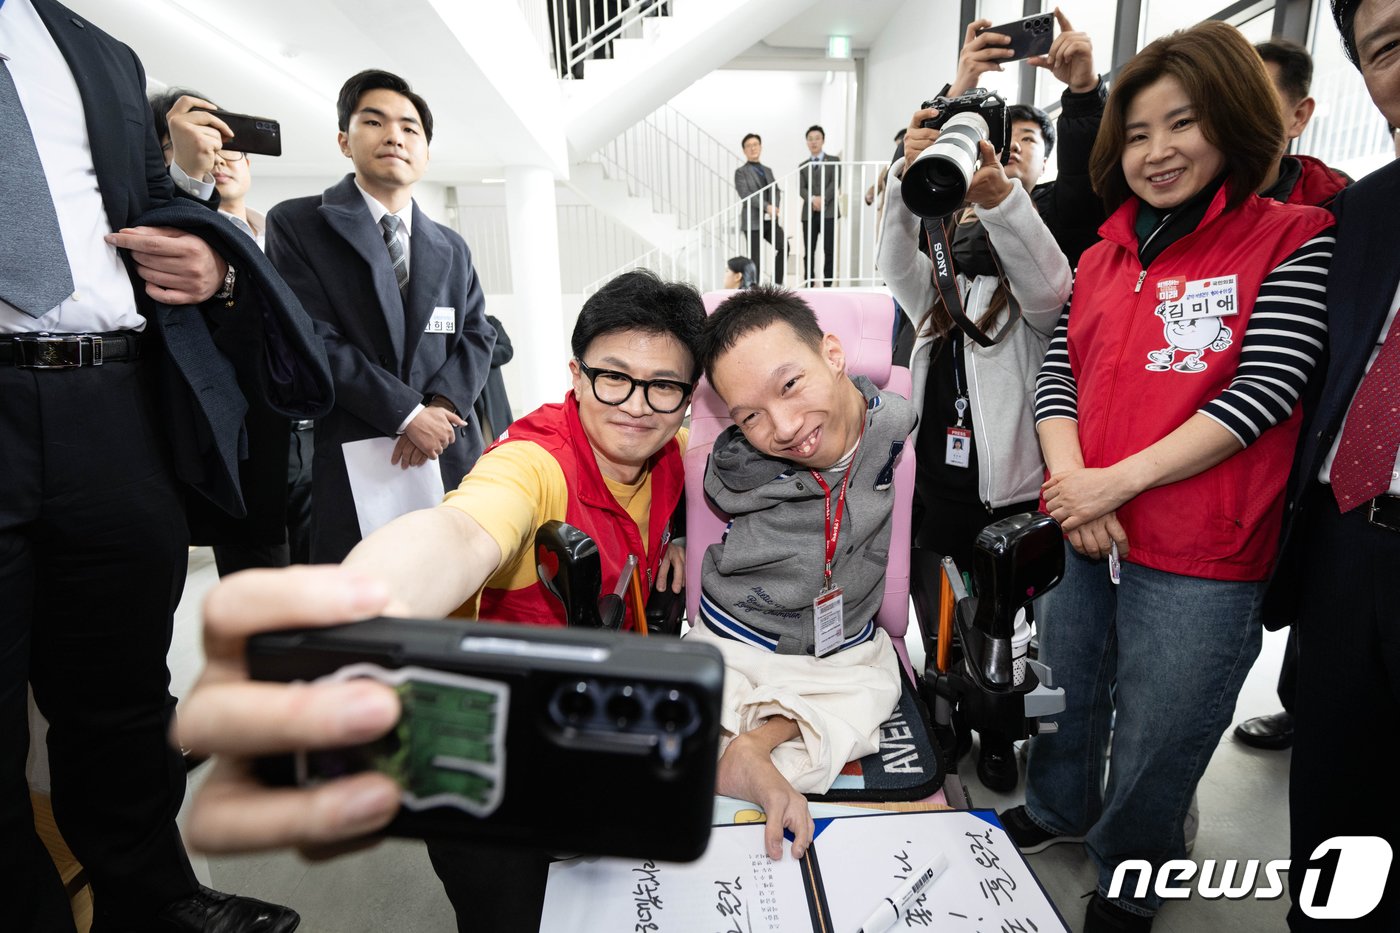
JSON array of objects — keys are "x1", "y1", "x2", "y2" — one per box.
[{"x1": 687, "y1": 625, "x2": 902, "y2": 794}]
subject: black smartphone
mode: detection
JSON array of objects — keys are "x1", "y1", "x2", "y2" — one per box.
[
  {"x1": 192, "y1": 108, "x2": 282, "y2": 157},
  {"x1": 248, "y1": 617, "x2": 725, "y2": 862},
  {"x1": 977, "y1": 11, "x2": 1056, "y2": 63}
]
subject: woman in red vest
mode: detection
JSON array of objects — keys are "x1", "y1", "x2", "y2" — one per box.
[{"x1": 995, "y1": 22, "x2": 1335, "y2": 932}]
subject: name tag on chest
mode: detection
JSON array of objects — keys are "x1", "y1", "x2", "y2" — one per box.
[
  {"x1": 426, "y1": 307, "x2": 456, "y2": 334},
  {"x1": 1157, "y1": 276, "x2": 1238, "y2": 322}
]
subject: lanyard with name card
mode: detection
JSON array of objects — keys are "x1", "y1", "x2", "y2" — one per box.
[
  {"x1": 946, "y1": 329, "x2": 972, "y2": 468},
  {"x1": 808, "y1": 416, "x2": 865, "y2": 657}
]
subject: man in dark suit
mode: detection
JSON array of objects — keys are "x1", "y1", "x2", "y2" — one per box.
[
  {"x1": 734, "y1": 133, "x2": 783, "y2": 285},
  {"x1": 1274, "y1": 1, "x2": 1400, "y2": 928},
  {"x1": 797, "y1": 124, "x2": 839, "y2": 287},
  {"x1": 152, "y1": 88, "x2": 319, "y2": 575},
  {"x1": 1, "y1": 0, "x2": 317, "y2": 929},
  {"x1": 267, "y1": 69, "x2": 495, "y2": 563}
]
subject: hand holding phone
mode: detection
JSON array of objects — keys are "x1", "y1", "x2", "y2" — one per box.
[
  {"x1": 192, "y1": 108, "x2": 283, "y2": 157},
  {"x1": 1026, "y1": 8, "x2": 1099, "y2": 94},
  {"x1": 247, "y1": 615, "x2": 724, "y2": 861},
  {"x1": 976, "y1": 11, "x2": 1056, "y2": 63}
]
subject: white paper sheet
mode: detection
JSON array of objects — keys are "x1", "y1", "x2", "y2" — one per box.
[
  {"x1": 341, "y1": 437, "x2": 446, "y2": 539},
  {"x1": 541, "y1": 823, "x2": 811, "y2": 933},
  {"x1": 539, "y1": 810, "x2": 1067, "y2": 933}
]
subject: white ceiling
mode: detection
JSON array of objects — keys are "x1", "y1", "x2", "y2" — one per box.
[{"x1": 60, "y1": 0, "x2": 907, "y2": 182}]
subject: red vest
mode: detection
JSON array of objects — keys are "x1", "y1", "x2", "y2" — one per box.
[
  {"x1": 1068, "y1": 185, "x2": 1333, "y2": 581},
  {"x1": 1287, "y1": 155, "x2": 1348, "y2": 209},
  {"x1": 476, "y1": 393, "x2": 685, "y2": 627}
]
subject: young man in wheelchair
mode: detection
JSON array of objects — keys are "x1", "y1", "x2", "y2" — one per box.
[{"x1": 693, "y1": 287, "x2": 917, "y2": 864}]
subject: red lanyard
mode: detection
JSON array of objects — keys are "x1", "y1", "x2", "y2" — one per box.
[{"x1": 808, "y1": 416, "x2": 866, "y2": 591}]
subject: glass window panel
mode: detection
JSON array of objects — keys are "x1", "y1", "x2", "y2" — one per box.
[
  {"x1": 973, "y1": 0, "x2": 1027, "y2": 104},
  {"x1": 1299, "y1": 0, "x2": 1392, "y2": 179},
  {"x1": 1141, "y1": 0, "x2": 1261, "y2": 46},
  {"x1": 1235, "y1": 9, "x2": 1275, "y2": 43},
  {"x1": 1029, "y1": 1, "x2": 1119, "y2": 111}
]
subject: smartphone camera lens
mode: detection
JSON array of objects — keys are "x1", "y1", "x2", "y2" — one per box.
[
  {"x1": 606, "y1": 685, "x2": 643, "y2": 728},
  {"x1": 652, "y1": 689, "x2": 694, "y2": 734},
  {"x1": 553, "y1": 679, "x2": 595, "y2": 726}
]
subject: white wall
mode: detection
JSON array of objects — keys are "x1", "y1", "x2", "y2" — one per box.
[
  {"x1": 861, "y1": 0, "x2": 962, "y2": 171},
  {"x1": 668, "y1": 70, "x2": 826, "y2": 181}
]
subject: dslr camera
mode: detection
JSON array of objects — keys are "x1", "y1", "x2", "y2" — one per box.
[{"x1": 902, "y1": 88, "x2": 1008, "y2": 218}]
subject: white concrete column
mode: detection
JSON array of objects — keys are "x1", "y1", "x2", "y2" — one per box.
[{"x1": 504, "y1": 165, "x2": 567, "y2": 413}]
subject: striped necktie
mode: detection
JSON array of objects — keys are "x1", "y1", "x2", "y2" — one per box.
[
  {"x1": 380, "y1": 213, "x2": 409, "y2": 298},
  {"x1": 0, "y1": 58, "x2": 75, "y2": 317}
]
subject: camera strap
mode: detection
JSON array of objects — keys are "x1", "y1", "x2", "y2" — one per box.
[{"x1": 924, "y1": 217, "x2": 1021, "y2": 348}]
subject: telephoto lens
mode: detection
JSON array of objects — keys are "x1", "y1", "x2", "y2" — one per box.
[{"x1": 902, "y1": 112, "x2": 990, "y2": 217}]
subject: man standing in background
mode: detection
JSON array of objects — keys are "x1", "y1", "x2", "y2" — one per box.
[
  {"x1": 156, "y1": 87, "x2": 319, "y2": 574},
  {"x1": 267, "y1": 69, "x2": 494, "y2": 562},
  {"x1": 798, "y1": 124, "x2": 839, "y2": 287},
  {"x1": 734, "y1": 133, "x2": 784, "y2": 285}
]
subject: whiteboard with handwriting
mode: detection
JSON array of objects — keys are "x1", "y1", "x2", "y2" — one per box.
[{"x1": 540, "y1": 809, "x2": 1068, "y2": 933}]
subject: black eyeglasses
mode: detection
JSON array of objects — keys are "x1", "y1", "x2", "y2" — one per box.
[{"x1": 576, "y1": 360, "x2": 693, "y2": 414}]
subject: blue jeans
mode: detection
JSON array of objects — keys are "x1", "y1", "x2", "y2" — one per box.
[{"x1": 1024, "y1": 545, "x2": 1263, "y2": 916}]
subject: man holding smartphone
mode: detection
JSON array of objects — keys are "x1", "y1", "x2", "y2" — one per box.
[
  {"x1": 265, "y1": 69, "x2": 495, "y2": 563},
  {"x1": 160, "y1": 89, "x2": 319, "y2": 576}
]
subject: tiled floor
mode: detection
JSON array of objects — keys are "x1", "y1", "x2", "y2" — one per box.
[{"x1": 171, "y1": 548, "x2": 1293, "y2": 932}]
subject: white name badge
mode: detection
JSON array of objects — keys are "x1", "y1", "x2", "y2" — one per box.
[
  {"x1": 1157, "y1": 275, "x2": 1238, "y2": 323},
  {"x1": 426, "y1": 307, "x2": 456, "y2": 334},
  {"x1": 813, "y1": 587, "x2": 845, "y2": 658}
]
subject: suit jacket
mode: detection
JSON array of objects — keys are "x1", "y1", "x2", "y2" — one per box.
[
  {"x1": 797, "y1": 154, "x2": 840, "y2": 216},
  {"x1": 734, "y1": 160, "x2": 779, "y2": 229},
  {"x1": 266, "y1": 174, "x2": 495, "y2": 561},
  {"x1": 32, "y1": 0, "x2": 330, "y2": 528},
  {"x1": 1263, "y1": 160, "x2": 1397, "y2": 628}
]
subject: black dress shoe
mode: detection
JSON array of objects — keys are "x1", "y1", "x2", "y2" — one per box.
[
  {"x1": 154, "y1": 885, "x2": 300, "y2": 932},
  {"x1": 1233, "y1": 711, "x2": 1294, "y2": 750}
]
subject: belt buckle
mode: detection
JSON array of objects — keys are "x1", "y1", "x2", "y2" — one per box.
[
  {"x1": 1366, "y1": 497, "x2": 1400, "y2": 534},
  {"x1": 13, "y1": 334, "x2": 103, "y2": 369}
]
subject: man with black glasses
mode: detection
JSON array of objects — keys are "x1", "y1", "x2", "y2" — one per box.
[{"x1": 310, "y1": 269, "x2": 700, "y2": 933}]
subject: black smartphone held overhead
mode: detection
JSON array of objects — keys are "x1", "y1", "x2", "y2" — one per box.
[
  {"x1": 248, "y1": 617, "x2": 725, "y2": 862},
  {"x1": 977, "y1": 11, "x2": 1056, "y2": 63},
  {"x1": 192, "y1": 108, "x2": 282, "y2": 157}
]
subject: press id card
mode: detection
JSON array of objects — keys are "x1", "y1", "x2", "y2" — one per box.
[
  {"x1": 813, "y1": 587, "x2": 845, "y2": 657},
  {"x1": 426, "y1": 307, "x2": 456, "y2": 333},
  {"x1": 945, "y1": 427, "x2": 972, "y2": 468}
]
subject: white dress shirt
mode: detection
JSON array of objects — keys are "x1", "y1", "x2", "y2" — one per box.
[{"x1": 0, "y1": 0, "x2": 144, "y2": 334}]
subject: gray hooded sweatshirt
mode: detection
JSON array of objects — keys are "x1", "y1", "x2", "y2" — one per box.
[{"x1": 700, "y1": 376, "x2": 916, "y2": 655}]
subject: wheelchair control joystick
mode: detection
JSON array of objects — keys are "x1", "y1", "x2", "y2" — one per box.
[{"x1": 920, "y1": 512, "x2": 1069, "y2": 761}]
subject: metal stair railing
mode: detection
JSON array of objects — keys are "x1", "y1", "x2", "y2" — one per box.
[
  {"x1": 582, "y1": 160, "x2": 894, "y2": 296},
  {"x1": 587, "y1": 104, "x2": 745, "y2": 232},
  {"x1": 523, "y1": 0, "x2": 674, "y2": 80}
]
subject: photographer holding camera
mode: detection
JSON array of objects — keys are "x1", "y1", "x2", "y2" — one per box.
[
  {"x1": 941, "y1": 8, "x2": 1107, "y2": 270},
  {"x1": 878, "y1": 92, "x2": 1071, "y2": 793}
]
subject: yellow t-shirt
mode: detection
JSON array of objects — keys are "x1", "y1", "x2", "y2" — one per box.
[{"x1": 439, "y1": 427, "x2": 688, "y2": 612}]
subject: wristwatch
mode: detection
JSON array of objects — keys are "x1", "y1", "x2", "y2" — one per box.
[{"x1": 214, "y1": 263, "x2": 237, "y2": 301}]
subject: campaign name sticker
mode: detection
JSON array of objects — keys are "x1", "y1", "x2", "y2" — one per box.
[{"x1": 1157, "y1": 275, "x2": 1239, "y2": 322}]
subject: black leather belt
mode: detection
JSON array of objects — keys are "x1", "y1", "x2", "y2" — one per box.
[
  {"x1": 0, "y1": 332, "x2": 142, "y2": 368},
  {"x1": 1362, "y1": 494, "x2": 1400, "y2": 534}
]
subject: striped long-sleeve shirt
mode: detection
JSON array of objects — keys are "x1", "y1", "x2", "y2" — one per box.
[{"x1": 1034, "y1": 231, "x2": 1335, "y2": 446}]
